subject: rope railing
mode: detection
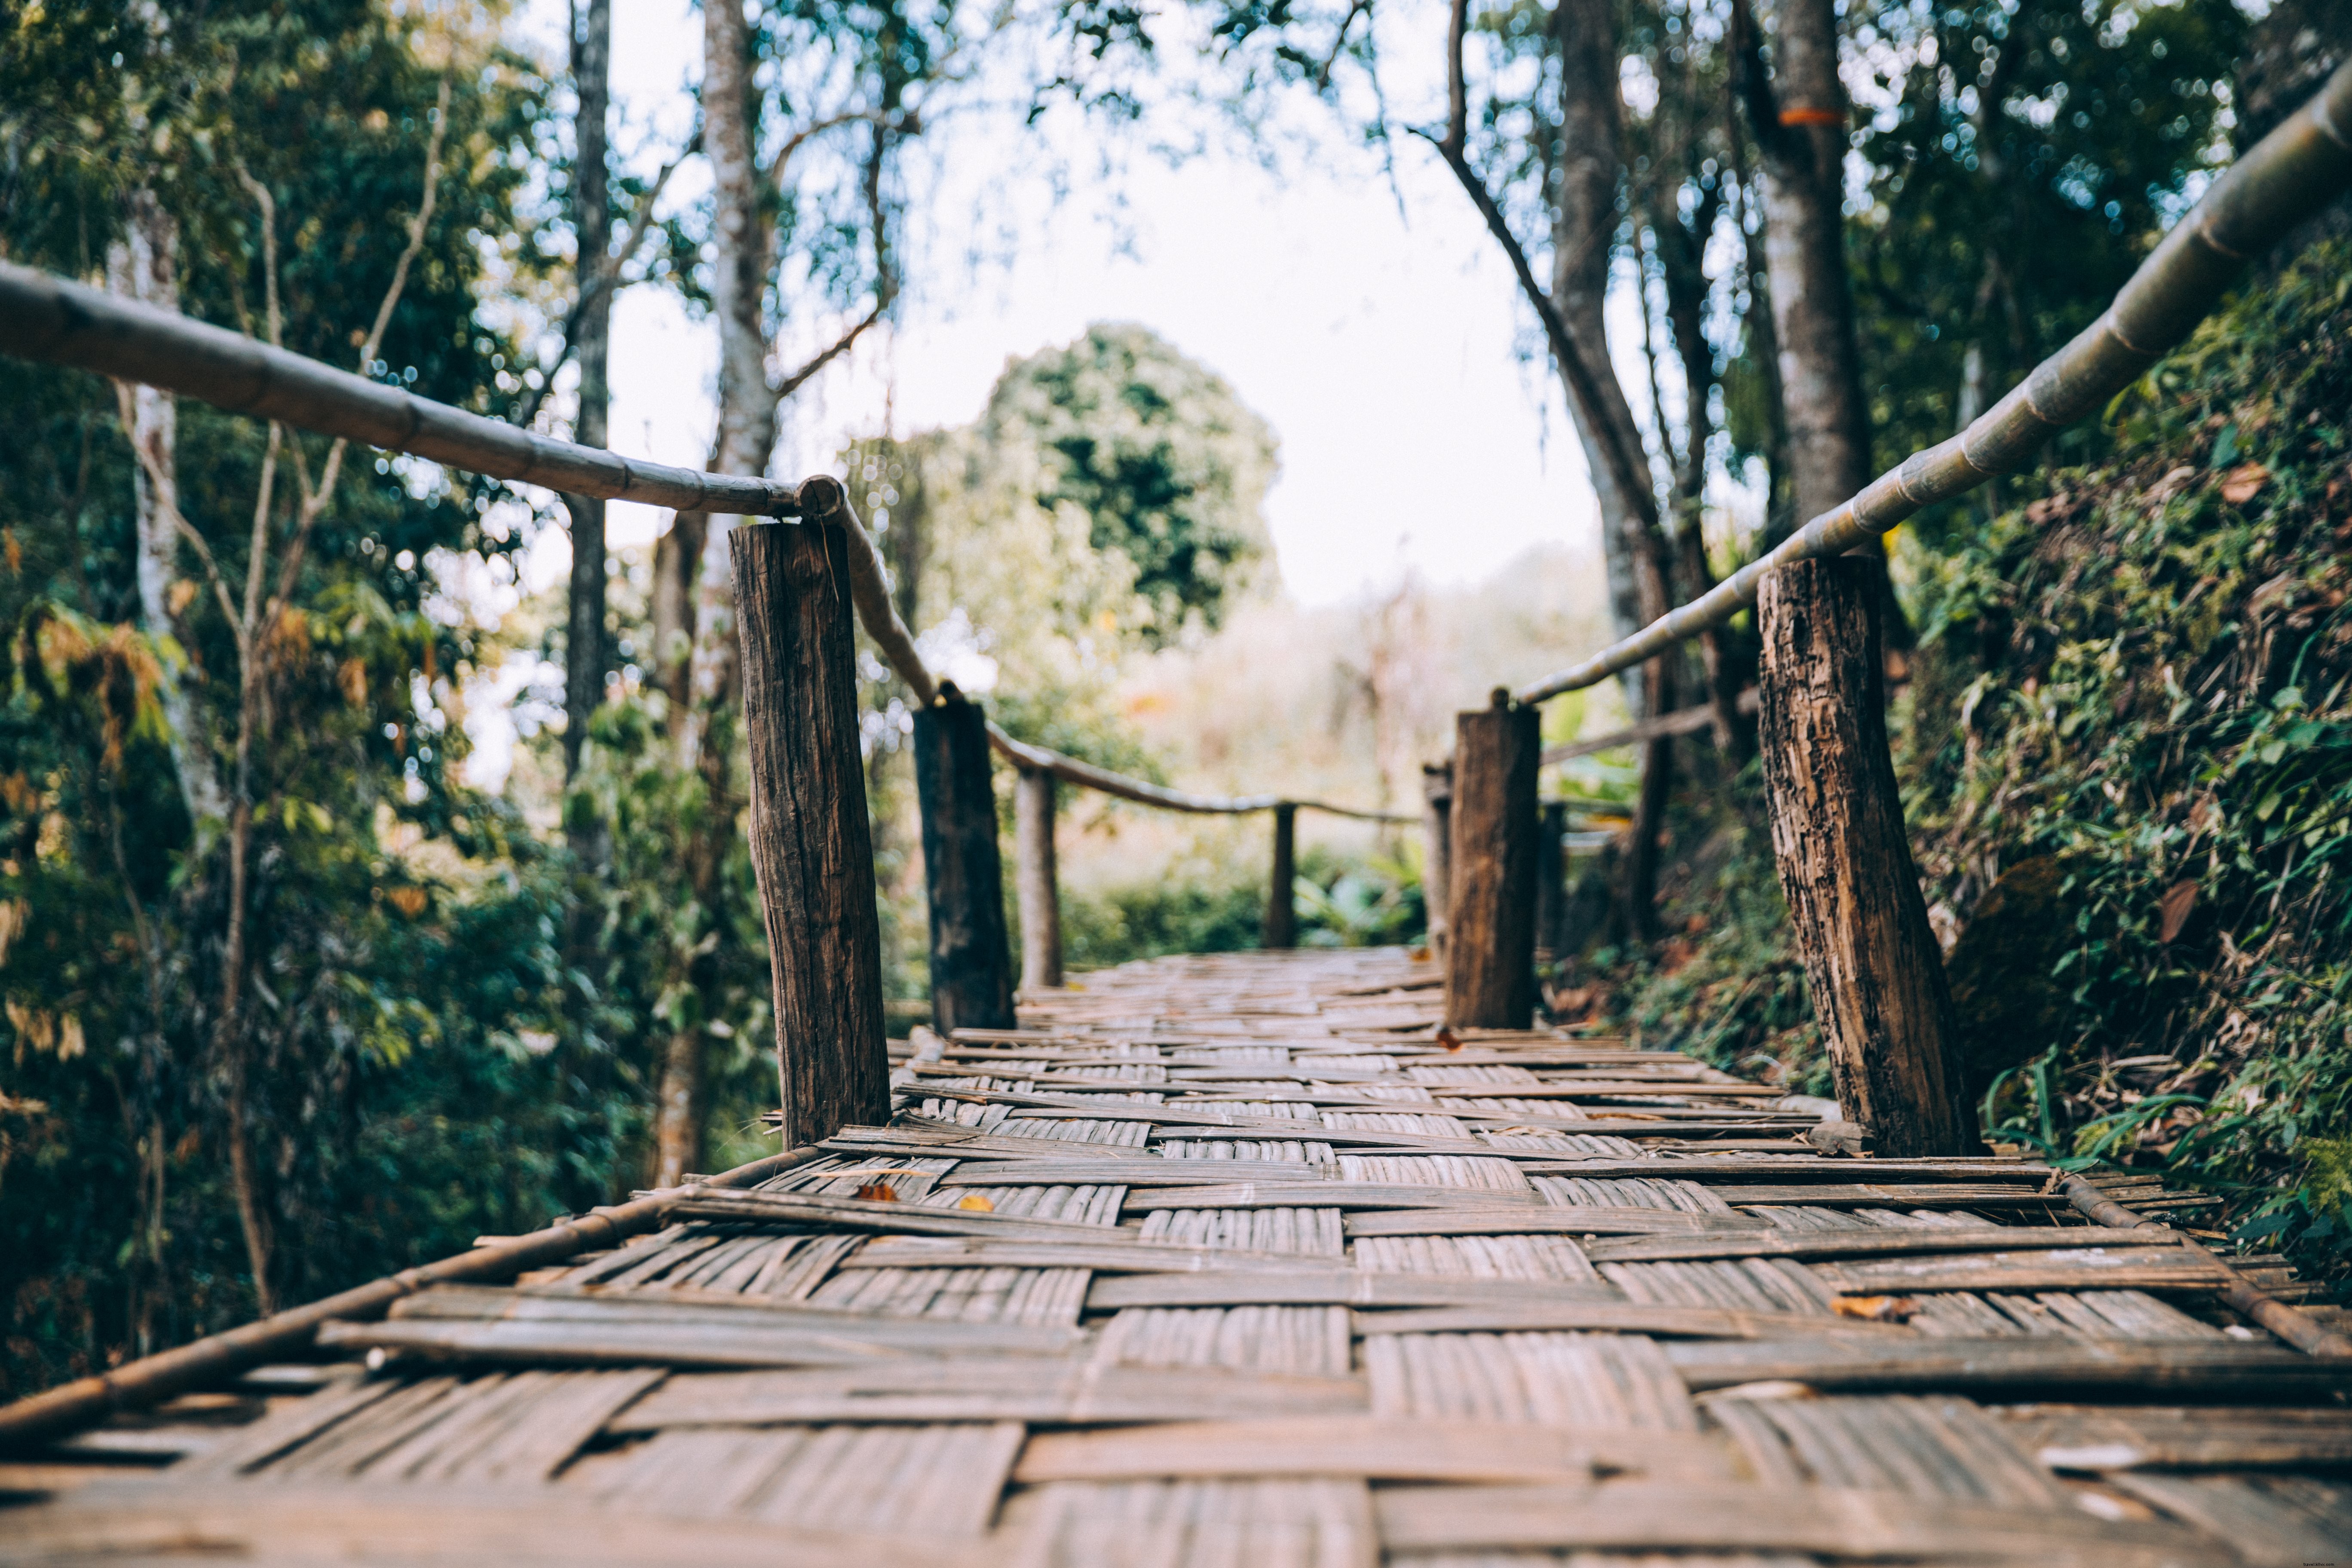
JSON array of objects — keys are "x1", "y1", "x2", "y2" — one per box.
[
  {"x1": 0, "y1": 263, "x2": 1407, "y2": 825},
  {"x1": 1510, "y1": 59, "x2": 2352, "y2": 707}
]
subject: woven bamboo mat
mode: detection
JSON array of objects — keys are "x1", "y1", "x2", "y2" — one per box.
[{"x1": 5, "y1": 946, "x2": 2346, "y2": 1566}]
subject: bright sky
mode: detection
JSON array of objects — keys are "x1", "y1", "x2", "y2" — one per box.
[{"x1": 512, "y1": 0, "x2": 1608, "y2": 607}]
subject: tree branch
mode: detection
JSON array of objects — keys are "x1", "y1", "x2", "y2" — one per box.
[
  {"x1": 264, "y1": 77, "x2": 452, "y2": 638},
  {"x1": 511, "y1": 132, "x2": 699, "y2": 430},
  {"x1": 1415, "y1": 129, "x2": 1660, "y2": 532}
]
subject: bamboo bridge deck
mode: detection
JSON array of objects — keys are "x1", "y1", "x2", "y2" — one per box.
[{"x1": 5, "y1": 946, "x2": 2349, "y2": 1566}]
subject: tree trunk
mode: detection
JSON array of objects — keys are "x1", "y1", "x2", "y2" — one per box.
[
  {"x1": 1549, "y1": 0, "x2": 1681, "y2": 936},
  {"x1": 107, "y1": 190, "x2": 225, "y2": 829},
  {"x1": 1750, "y1": 0, "x2": 1874, "y2": 530},
  {"x1": 1550, "y1": 0, "x2": 1671, "y2": 670},
  {"x1": 652, "y1": 1027, "x2": 702, "y2": 1187},
  {"x1": 1757, "y1": 559, "x2": 1974, "y2": 1157},
  {"x1": 1446, "y1": 693, "x2": 1540, "y2": 1029},
  {"x1": 732, "y1": 514, "x2": 890, "y2": 1148},
  {"x1": 561, "y1": 0, "x2": 613, "y2": 789},
  {"x1": 913, "y1": 686, "x2": 1016, "y2": 1034},
  {"x1": 1262, "y1": 805, "x2": 1298, "y2": 950},
  {"x1": 651, "y1": 0, "x2": 785, "y2": 1170},
  {"x1": 1421, "y1": 763, "x2": 1453, "y2": 969},
  {"x1": 1015, "y1": 767, "x2": 1062, "y2": 992}
]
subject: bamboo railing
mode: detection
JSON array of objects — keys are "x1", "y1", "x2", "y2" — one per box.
[
  {"x1": 0, "y1": 266, "x2": 1407, "y2": 829},
  {"x1": 1510, "y1": 58, "x2": 2352, "y2": 706}
]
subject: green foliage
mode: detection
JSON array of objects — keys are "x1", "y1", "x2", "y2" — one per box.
[
  {"x1": 1060, "y1": 876, "x2": 1266, "y2": 968},
  {"x1": 1599, "y1": 244, "x2": 2352, "y2": 1298},
  {"x1": 1293, "y1": 844, "x2": 1426, "y2": 949},
  {"x1": 1849, "y1": 0, "x2": 2245, "y2": 482},
  {"x1": 1901, "y1": 242, "x2": 2352, "y2": 1287},
  {"x1": 979, "y1": 324, "x2": 1278, "y2": 646},
  {"x1": 0, "y1": 0, "x2": 609, "y2": 1395}
]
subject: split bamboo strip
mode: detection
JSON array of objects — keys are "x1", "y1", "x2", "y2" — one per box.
[{"x1": 1510, "y1": 59, "x2": 2352, "y2": 704}]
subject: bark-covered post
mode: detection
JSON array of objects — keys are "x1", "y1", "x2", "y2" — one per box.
[
  {"x1": 1015, "y1": 766, "x2": 1063, "y2": 992},
  {"x1": 1263, "y1": 803, "x2": 1298, "y2": 950},
  {"x1": 913, "y1": 683, "x2": 1017, "y2": 1034},
  {"x1": 1758, "y1": 558, "x2": 1975, "y2": 1156},
  {"x1": 1421, "y1": 762, "x2": 1453, "y2": 968},
  {"x1": 730, "y1": 498, "x2": 890, "y2": 1148},
  {"x1": 1535, "y1": 799, "x2": 1568, "y2": 965},
  {"x1": 1446, "y1": 690, "x2": 1540, "y2": 1028}
]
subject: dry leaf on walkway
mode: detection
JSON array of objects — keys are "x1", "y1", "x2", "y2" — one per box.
[
  {"x1": 1831, "y1": 1294, "x2": 1921, "y2": 1322},
  {"x1": 957, "y1": 1193, "x2": 995, "y2": 1212},
  {"x1": 2158, "y1": 879, "x2": 2199, "y2": 943},
  {"x1": 2220, "y1": 462, "x2": 2269, "y2": 503}
]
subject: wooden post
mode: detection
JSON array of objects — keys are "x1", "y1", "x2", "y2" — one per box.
[
  {"x1": 1446, "y1": 690, "x2": 1540, "y2": 1028},
  {"x1": 913, "y1": 683, "x2": 1017, "y2": 1034},
  {"x1": 729, "y1": 505, "x2": 890, "y2": 1148},
  {"x1": 1758, "y1": 558, "x2": 1975, "y2": 1157},
  {"x1": 1014, "y1": 766, "x2": 1063, "y2": 992},
  {"x1": 1421, "y1": 763, "x2": 1453, "y2": 967},
  {"x1": 1263, "y1": 803, "x2": 1298, "y2": 950},
  {"x1": 1535, "y1": 800, "x2": 1568, "y2": 965}
]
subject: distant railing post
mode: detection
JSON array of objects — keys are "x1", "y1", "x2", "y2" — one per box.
[
  {"x1": 1446, "y1": 690, "x2": 1540, "y2": 1028},
  {"x1": 1421, "y1": 762, "x2": 1453, "y2": 968},
  {"x1": 1758, "y1": 559, "x2": 1975, "y2": 1157},
  {"x1": 914, "y1": 682, "x2": 1017, "y2": 1033},
  {"x1": 1014, "y1": 765, "x2": 1063, "y2": 992},
  {"x1": 729, "y1": 494, "x2": 891, "y2": 1147},
  {"x1": 1535, "y1": 799, "x2": 1568, "y2": 967},
  {"x1": 1263, "y1": 802, "x2": 1298, "y2": 950}
]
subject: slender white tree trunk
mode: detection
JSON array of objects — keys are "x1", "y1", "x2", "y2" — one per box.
[{"x1": 107, "y1": 190, "x2": 227, "y2": 829}]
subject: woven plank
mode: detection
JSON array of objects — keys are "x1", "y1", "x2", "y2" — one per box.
[
  {"x1": 611, "y1": 1359, "x2": 1368, "y2": 1429},
  {"x1": 1005, "y1": 1477, "x2": 1376, "y2": 1568},
  {"x1": 1012, "y1": 1416, "x2": 1731, "y2": 1484},
  {"x1": 1365, "y1": 1333, "x2": 1697, "y2": 1428},
  {"x1": 1371, "y1": 1482, "x2": 2230, "y2": 1564}
]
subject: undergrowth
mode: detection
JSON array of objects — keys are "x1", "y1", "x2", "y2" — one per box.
[{"x1": 1586, "y1": 239, "x2": 2352, "y2": 1298}]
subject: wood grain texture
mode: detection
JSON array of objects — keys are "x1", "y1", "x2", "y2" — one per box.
[
  {"x1": 913, "y1": 689, "x2": 1016, "y2": 1034},
  {"x1": 1014, "y1": 766, "x2": 1063, "y2": 991},
  {"x1": 1757, "y1": 559, "x2": 1973, "y2": 1156},
  {"x1": 1262, "y1": 804, "x2": 1298, "y2": 950},
  {"x1": 1534, "y1": 799, "x2": 1568, "y2": 962},
  {"x1": 730, "y1": 520, "x2": 889, "y2": 1148},
  {"x1": 1445, "y1": 695, "x2": 1540, "y2": 1028},
  {"x1": 1421, "y1": 763, "x2": 1453, "y2": 970}
]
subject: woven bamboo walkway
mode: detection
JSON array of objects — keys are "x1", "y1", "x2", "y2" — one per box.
[{"x1": 6, "y1": 946, "x2": 2349, "y2": 1565}]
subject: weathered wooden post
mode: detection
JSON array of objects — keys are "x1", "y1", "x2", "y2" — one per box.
[
  {"x1": 913, "y1": 682, "x2": 1017, "y2": 1034},
  {"x1": 729, "y1": 484, "x2": 890, "y2": 1148},
  {"x1": 1263, "y1": 803, "x2": 1298, "y2": 950},
  {"x1": 1534, "y1": 799, "x2": 1568, "y2": 965},
  {"x1": 1014, "y1": 766, "x2": 1063, "y2": 992},
  {"x1": 1446, "y1": 690, "x2": 1540, "y2": 1028},
  {"x1": 1421, "y1": 762, "x2": 1453, "y2": 967},
  {"x1": 1758, "y1": 558, "x2": 1975, "y2": 1157}
]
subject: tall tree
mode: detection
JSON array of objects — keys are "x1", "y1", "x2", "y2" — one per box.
[
  {"x1": 1425, "y1": 0, "x2": 1685, "y2": 938},
  {"x1": 647, "y1": 0, "x2": 938, "y2": 1182},
  {"x1": 561, "y1": 0, "x2": 613, "y2": 794},
  {"x1": 1732, "y1": 0, "x2": 1872, "y2": 533}
]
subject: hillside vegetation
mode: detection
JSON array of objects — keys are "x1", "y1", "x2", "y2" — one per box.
[{"x1": 1602, "y1": 241, "x2": 2352, "y2": 1295}]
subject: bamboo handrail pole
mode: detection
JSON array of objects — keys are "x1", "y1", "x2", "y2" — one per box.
[
  {"x1": 2057, "y1": 1175, "x2": 2352, "y2": 1359},
  {"x1": 0, "y1": 270, "x2": 1405, "y2": 824},
  {"x1": 1510, "y1": 59, "x2": 2352, "y2": 707},
  {"x1": 0, "y1": 1145, "x2": 825, "y2": 1450},
  {"x1": 0, "y1": 261, "x2": 810, "y2": 522}
]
